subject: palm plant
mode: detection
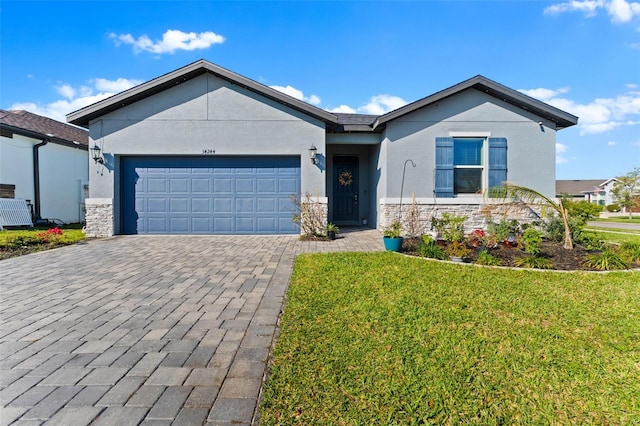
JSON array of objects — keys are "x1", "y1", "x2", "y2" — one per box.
[{"x1": 493, "y1": 183, "x2": 574, "y2": 250}]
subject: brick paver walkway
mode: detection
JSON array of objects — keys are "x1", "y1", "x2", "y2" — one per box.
[{"x1": 0, "y1": 229, "x2": 382, "y2": 425}]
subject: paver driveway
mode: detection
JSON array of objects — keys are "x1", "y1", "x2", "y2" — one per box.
[{"x1": 0, "y1": 230, "x2": 382, "y2": 425}]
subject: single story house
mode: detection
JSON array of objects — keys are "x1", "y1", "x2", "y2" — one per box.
[
  {"x1": 556, "y1": 178, "x2": 618, "y2": 206},
  {"x1": 0, "y1": 109, "x2": 89, "y2": 224},
  {"x1": 67, "y1": 59, "x2": 578, "y2": 237}
]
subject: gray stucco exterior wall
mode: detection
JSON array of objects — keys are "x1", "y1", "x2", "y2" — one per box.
[
  {"x1": 86, "y1": 74, "x2": 325, "y2": 234},
  {"x1": 381, "y1": 88, "x2": 557, "y2": 201}
]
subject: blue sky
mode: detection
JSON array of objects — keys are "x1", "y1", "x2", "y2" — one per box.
[{"x1": 2, "y1": 0, "x2": 639, "y2": 180}]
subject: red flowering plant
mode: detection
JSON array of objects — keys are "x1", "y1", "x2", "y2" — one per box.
[
  {"x1": 467, "y1": 229, "x2": 498, "y2": 249},
  {"x1": 36, "y1": 227, "x2": 64, "y2": 244}
]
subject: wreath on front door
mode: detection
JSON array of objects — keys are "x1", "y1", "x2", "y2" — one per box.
[{"x1": 338, "y1": 170, "x2": 353, "y2": 187}]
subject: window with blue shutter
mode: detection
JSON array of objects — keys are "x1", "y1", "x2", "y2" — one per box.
[
  {"x1": 488, "y1": 137, "x2": 507, "y2": 190},
  {"x1": 435, "y1": 137, "x2": 454, "y2": 197},
  {"x1": 435, "y1": 136, "x2": 507, "y2": 197}
]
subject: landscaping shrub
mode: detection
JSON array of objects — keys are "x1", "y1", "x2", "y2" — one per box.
[
  {"x1": 432, "y1": 213, "x2": 466, "y2": 242},
  {"x1": 564, "y1": 200, "x2": 603, "y2": 224},
  {"x1": 583, "y1": 248, "x2": 629, "y2": 271},
  {"x1": 621, "y1": 242, "x2": 640, "y2": 263},
  {"x1": 487, "y1": 218, "x2": 520, "y2": 241},
  {"x1": 476, "y1": 250, "x2": 500, "y2": 266},
  {"x1": 418, "y1": 235, "x2": 447, "y2": 260},
  {"x1": 606, "y1": 204, "x2": 621, "y2": 212},
  {"x1": 521, "y1": 227, "x2": 543, "y2": 256}
]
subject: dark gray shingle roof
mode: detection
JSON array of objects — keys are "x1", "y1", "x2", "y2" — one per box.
[
  {"x1": 0, "y1": 109, "x2": 88, "y2": 146},
  {"x1": 556, "y1": 179, "x2": 606, "y2": 196}
]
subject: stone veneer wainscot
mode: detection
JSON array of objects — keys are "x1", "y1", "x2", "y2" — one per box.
[{"x1": 84, "y1": 198, "x2": 113, "y2": 237}]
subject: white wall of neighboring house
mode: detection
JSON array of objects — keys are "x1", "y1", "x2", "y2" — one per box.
[
  {"x1": 0, "y1": 133, "x2": 35, "y2": 202},
  {"x1": 585, "y1": 179, "x2": 618, "y2": 207},
  {"x1": 0, "y1": 133, "x2": 89, "y2": 223}
]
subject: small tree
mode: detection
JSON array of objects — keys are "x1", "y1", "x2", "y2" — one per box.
[
  {"x1": 611, "y1": 168, "x2": 640, "y2": 219},
  {"x1": 496, "y1": 183, "x2": 574, "y2": 250}
]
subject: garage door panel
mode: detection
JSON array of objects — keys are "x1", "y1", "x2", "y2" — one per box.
[
  {"x1": 235, "y1": 179, "x2": 254, "y2": 193},
  {"x1": 279, "y1": 177, "x2": 298, "y2": 193},
  {"x1": 257, "y1": 217, "x2": 276, "y2": 232},
  {"x1": 214, "y1": 198, "x2": 232, "y2": 213},
  {"x1": 170, "y1": 198, "x2": 189, "y2": 213},
  {"x1": 148, "y1": 198, "x2": 167, "y2": 213},
  {"x1": 148, "y1": 217, "x2": 168, "y2": 233},
  {"x1": 170, "y1": 178, "x2": 189, "y2": 193},
  {"x1": 170, "y1": 217, "x2": 189, "y2": 233},
  {"x1": 192, "y1": 217, "x2": 211, "y2": 233},
  {"x1": 235, "y1": 217, "x2": 254, "y2": 233},
  {"x1": 214, "y1": 217, "x2": 233, "y2": 232},
  {"x1": 192, "y1": 179, "x2": 211, "y2": 193},
  {"x1": 192, "y1": 198, "x2": 211, "y2": 213},
  {"x1": 236, "y1": 197, "x2": 255, "y2": 212},
  {"x1": 257, "y1": 178, "x2": 276, "y2": 193},
  {"x1": 147, "y1": 179, "x2": 167, "y2": 193},
  {"x1": 214, "y1": 179, "x2": 232, "y2": 193},
  {"x1": 257, "y1": 198, "x2": 276, "y2": 213},
  {"x1": 121, "y1": 156, "x2": 300, "y2": 234}
]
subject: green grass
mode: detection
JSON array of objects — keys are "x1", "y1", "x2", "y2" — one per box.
[
  {"x1": 0, "y1": 226, "x2": 86, "y2": 259},
  {"x1": 593, "y1": 217, "x2": 640, "y2": 224},
  {"x1": 583, "y1": 229, "x2": 640, "y2": 245},
  {"x1": 260, "y1": 252, "x2": 640, "y2": 425}
]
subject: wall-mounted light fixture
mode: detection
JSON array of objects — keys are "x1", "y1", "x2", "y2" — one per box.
[
  {"x1": 308, "y1": 145, "x2": 318, "y2": 164},
  {"x1": 91, "y1": 145, "x2": 104, "y2": 164}
]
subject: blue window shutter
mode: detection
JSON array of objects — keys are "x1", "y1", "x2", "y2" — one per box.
[
  {"x1": 435, "y1": 137, "x2": 454, "y2": 197},
  {"x1": 488, "y1": 137, "x2": 507, "y2": 190}
]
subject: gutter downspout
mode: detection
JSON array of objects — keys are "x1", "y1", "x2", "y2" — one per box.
[{"x1": 33, "y1": 139, "x2": 49, "y2": 220}]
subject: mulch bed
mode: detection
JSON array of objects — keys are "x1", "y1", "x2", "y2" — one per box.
[{"x1": 402, "y1": 238, "x2": 639, "y2": 271}]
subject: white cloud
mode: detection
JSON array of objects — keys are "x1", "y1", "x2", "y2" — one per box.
[
  {"x1": 109, "y1": 29, "x2": 225, "y2": 55},
  {"x1": 519, "y1": 85, "x2": 640, "y2": 135},
  {"x1": 608, "y1": 140, "x2": 618, "y2": 145},
  {"x1": 327, "y1": 94, "x2": 408, "y2": 115},
  {"x1": 329, "y1": 105, "x2": 357, "y2": 113},
  {"x1": 544, "y1": 0, "x2": 603, "y2": 17},
  {"x1": 269, "y1": 85, "x2": 322, "y2": 106},
  {"x1": 9, "y1": 77, "x2": 141, "y2": 123},
  {"x1": 56, "y1": 84, "x2": 75, "y2": 100},
  {"x1": 556, "y1": 142, "x2": 569, "y2": 163},
  {"x1": 357, "y1": 94, "x2": 408, "y2": 115},
  {"x1": 93, "y1": 77, "x2": 142, "y2": 92},
  {"x1": 544, "y1": 0, "x2": 640, "y2": 23},
  {"x1": 518, "y1": 87, "x2": 569, "y2": 101}
]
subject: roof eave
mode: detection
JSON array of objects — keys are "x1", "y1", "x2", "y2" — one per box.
[
  {"x1": 0, "y1": 123, "x2": 88, "y2": 149},
  {"x1": 67, "y1": 59, "x2": 338, "y2": 127},
  {"x1": 374, "y1": 75, "x2": 578, "y2": 130}
]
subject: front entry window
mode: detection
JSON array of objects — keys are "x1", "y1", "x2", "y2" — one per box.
[{"x1": 453, "y1": 138, "x2": 483, "y2": 194}]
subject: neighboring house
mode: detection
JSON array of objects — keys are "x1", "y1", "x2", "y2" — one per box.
[
  {"x1": 67, "y1": 59, "x2": 578, "y2": 237},
  {"x1": 0, "y1": 110, "x2": 89, "y2": 224},
  {"x1": 556, "y1": 178, "x2": 618, "y2": 206}
]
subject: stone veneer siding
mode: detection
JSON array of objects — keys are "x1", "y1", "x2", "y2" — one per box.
[
  {"x1": 379, "y1": 202, "x2": 541, "y2": 235},
  {"x1": 84, "y1": 198, "x2": 113, "y2": 237}
]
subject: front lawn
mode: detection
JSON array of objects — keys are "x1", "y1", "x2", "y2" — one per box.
[
  {"x1": 0, "y1": 226, "x2": 86, "y2": 260},
  {"x1": 260, "y1": 252, "x2": 640, "y2": 425}
]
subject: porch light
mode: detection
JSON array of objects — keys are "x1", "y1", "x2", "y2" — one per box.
[
  {"x1": 91, "y1": 145, "x2": 104, "y2": 164},
  {"x1": 308, "y1": 145, "x2": 318, "y2": 164}
]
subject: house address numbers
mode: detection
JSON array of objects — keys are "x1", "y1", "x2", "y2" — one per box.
[{"x1": 202, "y1": 149, "x2": 216, "y2": 155}]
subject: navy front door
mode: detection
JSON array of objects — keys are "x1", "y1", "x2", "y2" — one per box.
[
  {"x1": 332, "y1": 156, "x2": 359, "y2": 223},
  {"x1": 120, "y1": 156, "x2": 300, "y2": 234}
]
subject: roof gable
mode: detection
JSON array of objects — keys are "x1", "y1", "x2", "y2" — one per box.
[
  {"x1": 67, "y1": 59, "x2": 338, "y2": 128},
  {"x1": 374, "y1": 75, "x2": 578, "y2": 130},
  {"x1": 0, "y1": 109, "x2": 88, "y2": 146}
]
